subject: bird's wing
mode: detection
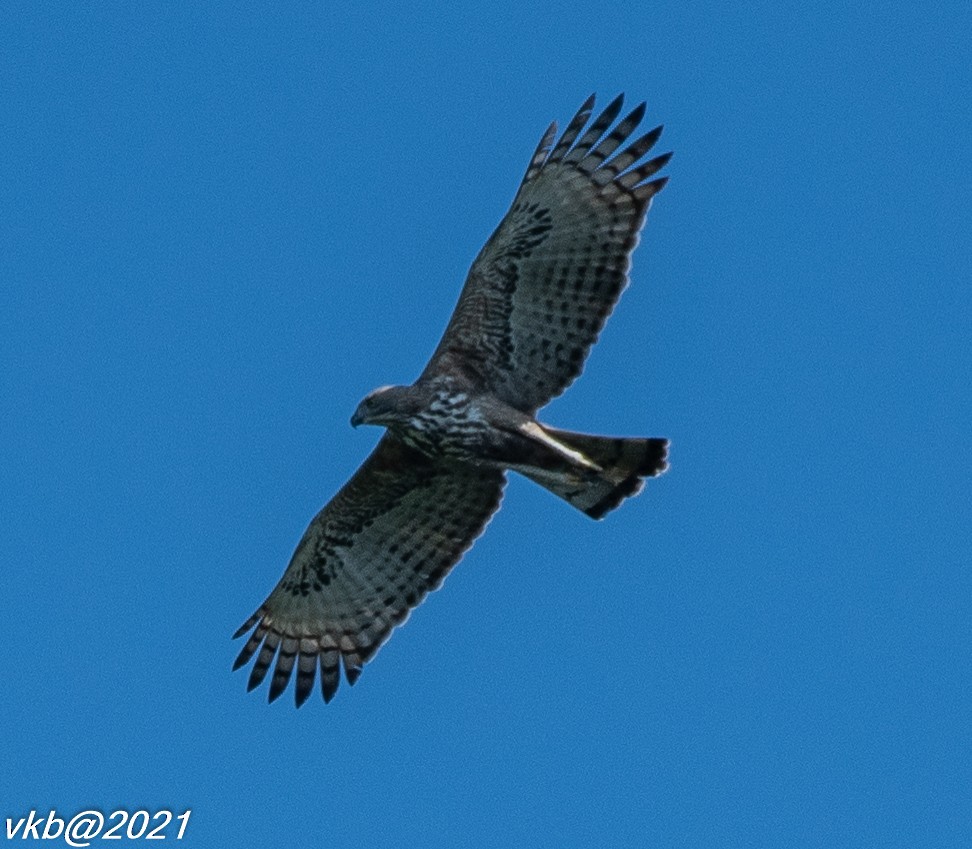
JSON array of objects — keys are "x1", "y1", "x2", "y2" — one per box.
[
  {"x1": 422, "y1": 94, "x2": 671, "y2": 413},
  {"x1": 233, "y1": 435, "x2": 505, "y2": 705}
]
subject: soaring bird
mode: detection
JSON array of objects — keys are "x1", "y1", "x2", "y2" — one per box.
[{"x1": 234, "y1": 94, "x2": 671, "y2": 705}]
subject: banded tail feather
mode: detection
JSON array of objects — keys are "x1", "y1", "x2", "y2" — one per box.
[{"x1": 518, "y1": 425, "x2": 669, "y2": 519}]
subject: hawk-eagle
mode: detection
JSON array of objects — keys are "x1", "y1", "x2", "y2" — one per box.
[{"x1": 234, "y1": 94, "x2": 671, "y2": 705}]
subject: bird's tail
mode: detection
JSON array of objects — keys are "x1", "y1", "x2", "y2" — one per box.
[{"x1": 516, "y1": 425, "x2": 669, "y2": 519}]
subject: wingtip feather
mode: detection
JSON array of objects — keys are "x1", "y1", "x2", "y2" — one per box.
[
  {"x1": 627, "y1": 101, "x2": 647, "y2": 127},
  {"x1": 232, "y1": 611, "x2": 260, "y2": 640}
]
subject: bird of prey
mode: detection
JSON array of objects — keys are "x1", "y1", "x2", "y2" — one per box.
[{"x1": 234, "y1": 94, "x2": 671, "y2": 706}]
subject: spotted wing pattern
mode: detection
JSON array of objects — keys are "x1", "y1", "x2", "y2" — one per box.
[
  {"x1": 424, "y1": 94, "x2": 671, "y2": 413},
  {"x1": 233, "y1": 435, "x2": 505, "y2": 705}
]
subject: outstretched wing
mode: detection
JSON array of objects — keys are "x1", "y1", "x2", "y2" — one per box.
[
  {"x1": 233, "y1": 435, "x2": 505, "y2": 706},
  {"x1": 423, "y1": 94, "x2": 671, "y2": 413}
]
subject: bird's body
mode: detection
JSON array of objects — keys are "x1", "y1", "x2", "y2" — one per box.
[
  {"x1": 234, "y1": 94, "x2": 672, "y2": 705},
  {"x1": 352, "y1": 379, "x2": 668, "y2": 518}
]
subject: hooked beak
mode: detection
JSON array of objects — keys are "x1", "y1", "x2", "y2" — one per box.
[{"x1": 350, "y1": 409, "x2": 364, "y2": 428}]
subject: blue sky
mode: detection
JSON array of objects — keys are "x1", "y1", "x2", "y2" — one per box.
[{"x1": 2, "y1": 2, "x2": 970, "y2": 847}]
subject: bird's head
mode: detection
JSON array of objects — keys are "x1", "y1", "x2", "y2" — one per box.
[{"x1": 351, "y1": 384, "x2": 413, "y2": 428}]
